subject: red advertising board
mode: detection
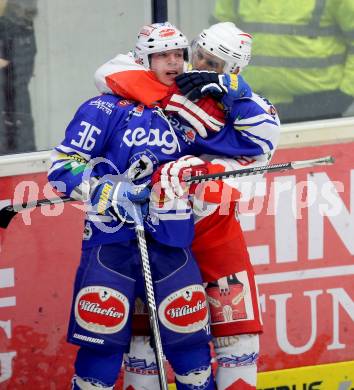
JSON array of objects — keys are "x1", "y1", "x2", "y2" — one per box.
[
  {"x1": 245, "y1": 143, "x2": 354, "y2": 372},
  {"x1": 0, "y1": 142, "x2": 353, "y2": 388}
]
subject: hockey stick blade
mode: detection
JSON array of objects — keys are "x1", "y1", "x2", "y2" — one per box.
[
  {"x1": 0, "y1": 201, "x2": 18, "y2": 229},
  {"x1": 0, "y1": 196, "x2": 73, "y2": 229},
  {"x1": 186, "y1": 155, "x2": 335, "y2": 184},
  {"x1": 290, "y1": 155, "x2": 335, "y2": 170}
]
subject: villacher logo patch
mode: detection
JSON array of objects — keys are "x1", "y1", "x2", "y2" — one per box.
[{"x1": 74, "y1": 286, "x2": 129, "y2": 334}]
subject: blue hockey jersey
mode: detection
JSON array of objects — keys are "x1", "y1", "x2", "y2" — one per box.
[{"x1": 48, "y1": 93, "x2": 280, "y2": 249}]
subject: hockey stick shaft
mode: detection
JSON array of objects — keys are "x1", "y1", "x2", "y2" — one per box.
[
  {"x1": 133, "y1": 207, "x2": 168, "y2": 390},
  {"x1": 186, "y1": 155, "x2": 335, "y2": 184},
  {"x1": 0, "y1": 155, "x2": 335, "y2": 229}
]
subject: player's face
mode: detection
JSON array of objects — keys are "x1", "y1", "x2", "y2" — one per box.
[
  {"x1": 150, "y1": 49, "x2": 185, "y2": 86},
  {"x1": 192, "y1": 45, "x2": 225, "y2": 73}
]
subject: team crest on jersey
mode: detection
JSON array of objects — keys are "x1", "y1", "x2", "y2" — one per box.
[
  {"x1": 168, "y1": 115, "x2": 197, "y2": 144},
  {"x1": 183, "y1": 127, "x2": 197, "y2": 142},
  {"x1": 128, "y1": 150, "x2": 158, "y2": 181},
  {"x1": 75, "y1": 286, "x2": 129, "y2": 334},
  {"x1": 158, "y1": 285, "x2": 209, "y2": 333}
]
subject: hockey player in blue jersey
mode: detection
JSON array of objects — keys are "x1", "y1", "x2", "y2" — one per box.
[
  {"x1": 48, "y1": 24, "x2": 219, "y2": 390},
  {"x1": 49, "y1": 21, "x2": 255, "y2": 390}
]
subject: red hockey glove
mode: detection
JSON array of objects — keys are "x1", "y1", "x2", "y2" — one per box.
[
  {"x1": 160, "y1": 87, "x2": 225, "y2": 138},
  {"x1": 151, "y1": 156, "x2": 241, "y2": 205}
]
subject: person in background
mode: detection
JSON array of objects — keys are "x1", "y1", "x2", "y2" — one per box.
[
  {"x1": 213, "y1": 0, "x2": 354, "y2": 123},
  {"x1": 0, "y1": 0, "x2": 37, "y2": 154}
]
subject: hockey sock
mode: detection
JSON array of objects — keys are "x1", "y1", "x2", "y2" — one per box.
[
  {"x1": 167, "y1": 343, "x2": 216, "y2": 390},
  {"x1": 214, "y1": 334, "x2": 259, "y2": 390},
  {"x1": 73, "y1": 346, "x2": 125, "y2": 388},
  {"x1": 123, "y1": 336, "x2": 160, "y2": 390}
]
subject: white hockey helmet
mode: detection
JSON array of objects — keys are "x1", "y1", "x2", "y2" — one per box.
[
  {"x1": 195, "y1": 22, "x2": 252, "y2": 73},
  {"x1": 133, "y1": 22, "x2": 189, "y2": 69}
]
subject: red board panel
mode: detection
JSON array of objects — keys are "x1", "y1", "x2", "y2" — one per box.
[{"x1": 0, "y1": 142, "x2": 353, "y2": 388}]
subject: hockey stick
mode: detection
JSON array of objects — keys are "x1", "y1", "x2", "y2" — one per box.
[
  {"x1": 0, "y1": 155, "x2": 335, "y2": 229},
  {"x1": 132, "y1": 205, "x2": 168, "y2": 390},
  {"x1": 0, "y1": 196, "x2": 74, "y2": 229},
  {"x1": 186, "y1": 155, "x2": 335, "y2": 183}
]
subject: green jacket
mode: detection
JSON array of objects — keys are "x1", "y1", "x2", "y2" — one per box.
[{"x1": 214, "y1": 0, "x2": 354, "y2": 104}]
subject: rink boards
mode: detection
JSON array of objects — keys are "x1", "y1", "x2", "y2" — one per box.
[
  {"x1": 0, "y1": 120, "x2": 353, "y2": 388},
  {"x1": 167, "y1": 360, "x2": 354, "y2": 389}
]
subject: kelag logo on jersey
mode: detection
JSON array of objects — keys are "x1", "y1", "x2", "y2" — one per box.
[
  {"x1": 158, "y1": 285, "x2": 209, "y2": 333},
  {"x1": 123, "y1": 127, "x2": 178, "y2": 155},
  {"x1": 74, "y1": 286, "x2": 129, "y2": 334}
]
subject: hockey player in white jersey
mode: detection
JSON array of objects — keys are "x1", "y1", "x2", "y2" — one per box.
[{"x1": 94, "y1": 22, "x2": 280, "y2": 390}]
